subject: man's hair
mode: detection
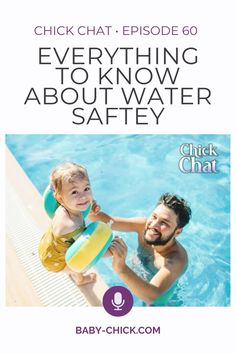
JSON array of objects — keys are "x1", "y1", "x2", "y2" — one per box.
[{"x1": 157, "y1": 193, "x2": 192, "y2": 228}]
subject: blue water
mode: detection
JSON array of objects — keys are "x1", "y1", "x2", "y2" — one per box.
[{"x1": 6, "y1": 134, "x2": 230, "y2": 306}]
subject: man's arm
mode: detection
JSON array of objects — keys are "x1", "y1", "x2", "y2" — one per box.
[
  {"x1": 88, "y1": 210, "x2": 146, "y2": 234},
  {"x1": 110, "y1": 237, "x2": 184, "y2": 304}
]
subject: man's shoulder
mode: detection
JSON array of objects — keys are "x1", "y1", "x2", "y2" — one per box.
[{"x1": 176, "y1": 241, "x2": 188, "y2": 262}]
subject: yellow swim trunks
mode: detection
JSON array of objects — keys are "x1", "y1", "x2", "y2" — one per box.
[{"x1": 38, "y1": 225, "x2": 84, "y2": 272}]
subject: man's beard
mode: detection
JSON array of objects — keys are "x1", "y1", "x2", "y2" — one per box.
[{"x1": 144, "y1": 227, "x2": 177, "y2": 246}]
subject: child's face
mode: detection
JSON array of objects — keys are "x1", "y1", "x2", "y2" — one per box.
[{"x1": 58, "y1": 176, "x2": 92, "y2": 213}]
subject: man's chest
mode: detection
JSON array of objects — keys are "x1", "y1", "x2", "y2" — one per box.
[
  {"x1": 138, "y1": 233, "x2": 164, "y2": 269},
  {"x1": 153, "y1": 252, "x2": 165, "y2": 269}
]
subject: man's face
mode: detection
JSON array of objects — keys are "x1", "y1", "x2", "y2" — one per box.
[{"x1": 144, "y1": 204, "x2": 182, "y2": 246}]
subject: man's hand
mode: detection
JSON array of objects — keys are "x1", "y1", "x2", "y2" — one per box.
[{"x1": 109, "y1": 236, "x2": 128, "y2": 274}]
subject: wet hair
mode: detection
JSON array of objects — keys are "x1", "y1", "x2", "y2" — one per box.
[
  {"x1": 157, "y1": 193, "x2": 192, "y2": 228},
  {"x1": 50, "y1": 162, "x2": 89, "y2": 197}
]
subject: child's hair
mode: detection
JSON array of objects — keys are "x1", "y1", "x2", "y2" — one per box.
[{"x1": 50, "y1": 162, "x2": 89, "y2": 198}]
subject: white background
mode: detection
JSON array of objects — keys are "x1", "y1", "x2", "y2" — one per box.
[{"x1": 1, "y1": 1, "x2": 235, "y2": 353}]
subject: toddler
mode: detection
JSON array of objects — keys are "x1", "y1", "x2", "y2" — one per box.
[{"x1": 39, "y1": 162, "x2": 100, "y2": 285}]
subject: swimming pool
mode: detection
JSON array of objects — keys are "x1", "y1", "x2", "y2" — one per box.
[{"x1": 6, "y1": 134, "x2": 230, "y2": 306}]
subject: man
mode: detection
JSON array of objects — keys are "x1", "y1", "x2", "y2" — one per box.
[{"x1": 92, "y1": 193, "x2": 191, "y2": 305}]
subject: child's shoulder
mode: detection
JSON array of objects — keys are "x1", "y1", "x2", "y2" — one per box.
[{"x1": 52, "y1": 207, "x2": 81, "y2": 236}]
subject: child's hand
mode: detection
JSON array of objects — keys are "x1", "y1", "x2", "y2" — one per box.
[{"x1": 90, "y1": 200, "x2": 101, "y2": 215}]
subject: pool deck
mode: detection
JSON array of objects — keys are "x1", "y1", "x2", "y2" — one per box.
[{"x1": 5, "y1": 147, "x2": 108, "y2": 306}]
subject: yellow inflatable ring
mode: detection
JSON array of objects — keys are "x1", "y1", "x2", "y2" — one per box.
[{"x1": 65, "y1": 221, "x2": 113, "y2": 272}]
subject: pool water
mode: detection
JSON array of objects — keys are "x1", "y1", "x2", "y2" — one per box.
[{"x1": 6, "y1": 134, "x2": 230, "y2": 306}]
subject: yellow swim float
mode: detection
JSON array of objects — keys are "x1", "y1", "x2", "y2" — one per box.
[{"x1": 65, "y1": 221, "x2": 113, "y2": 272}]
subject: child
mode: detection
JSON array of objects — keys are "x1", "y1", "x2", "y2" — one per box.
[{"x1": 39, "y1": 162, "x2": 100, "y2": 285}]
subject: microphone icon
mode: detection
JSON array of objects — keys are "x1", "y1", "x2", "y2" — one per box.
[{"x1": 111, "y1": 291, "x2": 125, "y2": 310}]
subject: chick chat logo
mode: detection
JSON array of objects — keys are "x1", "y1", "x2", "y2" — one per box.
[{"x1": 178, "y1": 143, "x2": 218, "y2": 173}]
